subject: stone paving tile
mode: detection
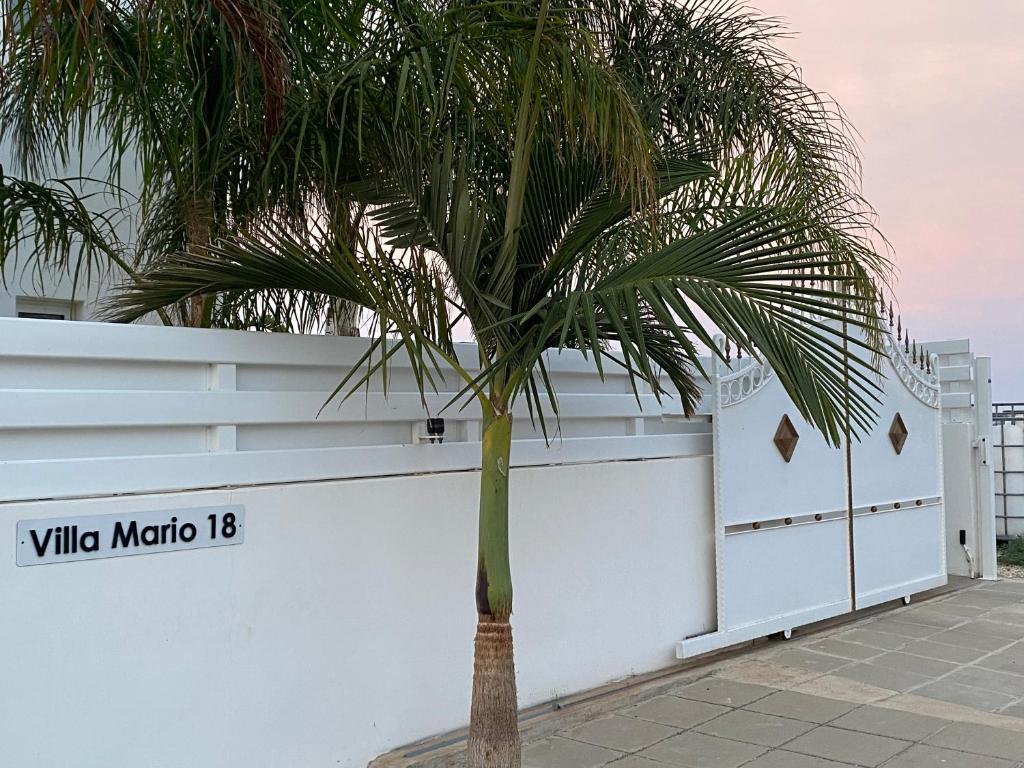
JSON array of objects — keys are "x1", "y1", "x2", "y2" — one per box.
[
  {"x1": 870, "y1": 651, "x2": 959, "y2": 679},
  {"x1": 962, "y1": 620, "x2": 1024, "y2": 641},
  {"x1": 671, "y1": 678, "x2": 777, "y2": 708},
  {"x1": 900, "y1": 638, "x2": 990, "y2": 664},
  {"x1": 636, "y1": 731, "x2": 766, "y2": 768},
  {"x1": 881, "y1": 744, "x2": 1018, "y2": 768},
  {"x1": 978, "y1": 644, "x2": 1024, "y2": 676},
  {"x1": 619, "y1": 696, "x2": 729, "y2": 730},
  {"x1": 523, "y1": 737, "x2": 622, "y2": 768},
  {"x1": 741, "y1": 751, "x2": 853, "y2": 768},
  {"x1": 772, "y1": 649, "x2": 852, "y2": 675},
  {"x1": 614, "y1": 696, "x2": 729, "y2": 733},
  {"x1": 783, "y1": 725, "x2": 910, "y2": 766},
  {"x1": 943, "y1": 592, "x2": 1023, "y2": 609},
  {"x1": 946, "y1": 666, "x2": 1024, "y2": 697},
  {"x1": 605, "y1": 757, "x2": 669, "y2": 768},
  {"x1": 744, "y1": 691, "x2": 857, "y2": 724},
  {"x1": 805, "y1": 638, "x2": 882, "y2": 661},
  {"x1": 829, "y1": 705, "x2": 949, "y2": 741},
  {"x1": 865, "y1": 620, "x2": 940, "y2": 640},
  {"x1": 928, "y1": 629, "x2": 1012, "y2": 652},
  {"x1": 835, "y1": 629, "x2": 909, "y2": 651},
  {"x1": 998, "y1": 700, "x2": 1024, "y2": 718},
  {"x1": 933, "y1": 603, "x2": 993, "y2": 618},
  {"x1": 987, "y1": 610, "x2": 1024, "y2": 627},
  {"x1": 561, "y1": 715, "x2": 679, "y2": 753},
  {"x1": 925, "y1": 721, "x2": 1024, "y2": 761},
  {"x1": 693, "y1": 709, "x2": 815, "y2": 748},
  {"x1": 979, "y1": 581, "x2": 1024, "y2": 595},
  {"x1": 831, "y1": 662, "x2": 930, "y2": 692},
  {"x1": 896, "y1": 608, "x2": 969, "y2": 629},
  {"x1": 914, "y1": 680, "x2": 1018, "y2": 712}
]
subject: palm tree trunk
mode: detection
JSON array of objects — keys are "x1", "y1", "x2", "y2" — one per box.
[
  {"x1": 184, "y1": 197, "x2": 215, "y2": 328},
  {"x1": 468, "y1": 411, "x2": 520, "y2": 768}
]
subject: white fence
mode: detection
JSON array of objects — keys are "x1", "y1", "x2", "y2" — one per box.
[
  {"x1": 0, "y1": 318, "x2": 711, "y2": 502},
  {"x1": 926, "y1": 338, "x2": 997, "y2": 578},
  {"x1": 0, "y1": 318, "x2": 957, "y2": 768},
  {"x1": 993, "y1": 413, "x2": 1024, "y2": 539}
]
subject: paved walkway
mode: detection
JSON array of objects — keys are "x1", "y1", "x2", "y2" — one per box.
[{"x1": 519, "y1": 580, "x2": 1024, "y2": 768}]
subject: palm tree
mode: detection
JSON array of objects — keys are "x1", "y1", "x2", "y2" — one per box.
[
  {"x1": 0, "y1": 0, "x2": 366, "y2": 331},
  {"x1": 104, "y1": 2, "x2": 888, "y2": 764},
  {"x1": 7, "y1": 0, "x2": 889, "y2": 763}
]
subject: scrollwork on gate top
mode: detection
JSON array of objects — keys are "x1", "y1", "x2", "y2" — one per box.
[
  {"x1": 713, "y1": 326, "x2": 940, "y2": 411},
  {"x1": 717, "y1": 353, "x2": 774, "y2": 408},
  {"x1": 882, "y1": 330, "x2": 940, "y2": 409}
]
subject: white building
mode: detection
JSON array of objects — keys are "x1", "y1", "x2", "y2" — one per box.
[{"x1": 1, "y1": 139, "x2": 135, "y2": 321}]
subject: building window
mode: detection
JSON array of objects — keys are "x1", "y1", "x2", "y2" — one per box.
[
  {"x1": 15, "y1": 297, "x2": 76, "y2": 321},
  {"x1": 17, "y1": 311, "x2": 67, "y2": 320}
]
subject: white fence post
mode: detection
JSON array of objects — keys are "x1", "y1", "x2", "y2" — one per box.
[
  {"x1": 207, "y1": 363, "x2": 237, "y2": 452},
  {"x1": 974, "y1": 356, "x2": 998, "y2": 579}
]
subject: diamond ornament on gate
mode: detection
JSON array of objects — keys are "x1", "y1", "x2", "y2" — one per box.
[
  {"x1": 773, "y1": 414, "x2": 800, "y2": 463},
  {"x1": 889, "y1": 412, "x2": 909, "y2": 455}
]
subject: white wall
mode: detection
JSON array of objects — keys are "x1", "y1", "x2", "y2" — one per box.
[
  {"x1": 0, "y1": 456, "x2": 715, "y2": 768},
  {"x1": 0, "y1": 319, "x2": 716, "y2": 767}
]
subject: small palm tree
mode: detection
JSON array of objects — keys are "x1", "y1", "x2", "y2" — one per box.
[{"x1": 105, "y1": 3, "x2": 887, "y2": 764}]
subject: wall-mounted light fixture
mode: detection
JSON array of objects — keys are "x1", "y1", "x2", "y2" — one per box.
[{"x1": 426, "y1": 418, "x2": 445, "y2": 444}]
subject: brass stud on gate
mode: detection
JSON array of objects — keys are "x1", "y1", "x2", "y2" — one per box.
[
  {"x1": 916, "y1": 499, "x2": 923, "y2": 506},
  {"x1": 752, "y1": 522, "x2": 761, "y2": 530},
  {"x1": 814, "y1": 514, "x2": 822, "y2": 521},
  {"x1": 784, "y1": 517, "x2": 793, "y2": 526},
  {"x1": 894, "y1": 502, "x2": 902, "y2": 509},
  {"x1": 871, "y1": 505, "x2": 878, "y2": 512}
]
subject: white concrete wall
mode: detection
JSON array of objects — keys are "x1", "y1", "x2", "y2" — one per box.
[
  {"x1": 0, "y1": 455, "x2": 715, "y2": 768},
  {"x1": 0, "y1": 319, "x2": 716, "y2": 766}
]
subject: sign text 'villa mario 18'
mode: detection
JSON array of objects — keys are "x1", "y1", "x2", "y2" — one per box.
[{"x1": 16, "y1": 505, "x2": 245, "y2": 566}]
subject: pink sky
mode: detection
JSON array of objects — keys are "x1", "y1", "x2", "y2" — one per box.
[{"x1": 762, "y1": 0, "x2": 1024, "y2": 400}]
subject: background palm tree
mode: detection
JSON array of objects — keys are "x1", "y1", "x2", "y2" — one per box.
[
  {"x1": 100, "y1": 2, "x2": 891, "y2": 765},
  {"x1": 1, "y1": 0, "x2": 370, "y2": 330}
]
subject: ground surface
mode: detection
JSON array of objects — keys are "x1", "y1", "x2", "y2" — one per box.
[{"x1": 514, "y1": 580, "x2": 1024, "y2": 768}]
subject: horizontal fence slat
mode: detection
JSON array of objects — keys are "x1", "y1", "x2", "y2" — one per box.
[
  {"x1": 0, "y1": 433, "x2": 712, "y2": 503},
  {"x1": 0, "y1": 390, "x2": 668, "y2": 429},
  {"x1": 938, "y1": 364, "x2": 973, "y2": 383},
  {"x1": 0, "y1": 318, "x2": 674, "y2": 377},
  {"x1": 923, "y1": 338, "x2": 971, "y2": 355},
  {"x1": 940, "y1": 391, "x2": 974, "y2": 409}
]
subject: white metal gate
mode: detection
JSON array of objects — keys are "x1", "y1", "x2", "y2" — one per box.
[{"x1": 678, "y1": 325, "x2": 946, "y2": 658}]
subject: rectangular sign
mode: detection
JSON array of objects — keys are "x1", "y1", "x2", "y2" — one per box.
[{"x1": 16, "y1": 505, "x2": 244, "y2": 566}]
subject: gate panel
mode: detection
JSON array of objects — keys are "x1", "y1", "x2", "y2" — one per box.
[
  {"x1": 678, "y1": 348, "x2": 851, "y2": 657},
  {"x1": 851, "y1": 332, "x2": 946, "y2": 608},
  {"x1": 679, "y1": 325, "x2": 948, "y2": 660}
]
